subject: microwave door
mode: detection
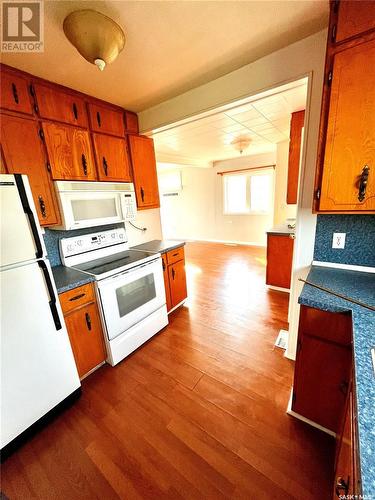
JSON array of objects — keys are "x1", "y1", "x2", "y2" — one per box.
[
  {"x1": 61, "y1": 192, "x2": 124, "y2": 230},
  {"x1": 98, "y1": 259, "x2": 166, "y2": 340}
]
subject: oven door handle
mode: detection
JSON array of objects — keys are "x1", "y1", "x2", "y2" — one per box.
[{"x1": 98, "y1": 257, "x2": 161, "y2": 284}]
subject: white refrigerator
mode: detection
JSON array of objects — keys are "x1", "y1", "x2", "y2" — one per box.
[{"x1": 0, "y1": 174, "x2": 81, "y2": 452}]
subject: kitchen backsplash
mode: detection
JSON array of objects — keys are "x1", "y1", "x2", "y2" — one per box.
[
  {"x1": 43, "y1": 223, "x2": 124, "y2": 267},
  {"x1": 313, "y1": 215, "x2": 375, "y2": 267}
]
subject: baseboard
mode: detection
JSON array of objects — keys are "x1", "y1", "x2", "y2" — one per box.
[
  {"x1": 182, "y1": 237, "x2": 266, "y2": 247},
  {"x1": 312, "y1": 260, "x2": 375, "y2": 273},
  {"x1": 168, "y1": 299, "x2": 187, "y2": 314},
  {"x1": 267, "y1": 284, "x2": 290, "y2": 293},
  {"x1": 286, "y1": 388, "x2": 336, "y2": 438}
]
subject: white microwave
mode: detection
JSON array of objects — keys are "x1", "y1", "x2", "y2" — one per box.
[{"x1": 51, "y1": 181, "x2": 137, "y2": 230}]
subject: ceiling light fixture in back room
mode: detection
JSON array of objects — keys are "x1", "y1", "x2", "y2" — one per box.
[
  {"x1": 231, "y1": 135, "x2": 252, "y2": 155},
  {"x1": 63, "y1": 10, "x2": 126, "y2": 71}
]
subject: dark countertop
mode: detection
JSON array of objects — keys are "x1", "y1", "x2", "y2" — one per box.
[
  {"x1": 52, "y1": 265, "x2": 95, "y2": 294},
  {"x1": 266, "y1": 223, "x2": 295, "y2": 236},
  {"x1": 299, "y1": 265, "x2": 375, "y2": 498},
  {"x1": 131, "y1": 239, "x2": 185, "y2": 254}
]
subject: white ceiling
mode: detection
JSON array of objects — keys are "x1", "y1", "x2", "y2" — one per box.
[
  {"x1": 1, "y1": 1, "x2": 328, "y2": 112},
  {"x1": 153, "y1": 80, "x2": 308, "y2": 165}
]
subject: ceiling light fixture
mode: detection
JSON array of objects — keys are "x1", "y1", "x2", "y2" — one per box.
[
  {"x1": 63, "y1": 10, "x2": 126, "y2": 71},
  {"x1": 231, "y1": 135, "x2": 252, "y2": 155}
]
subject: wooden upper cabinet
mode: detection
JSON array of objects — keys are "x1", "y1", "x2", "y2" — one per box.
[
  {"x1": 88, "y1": 102, "x2": 125, "y2": 136},
  {"x1": 0, "y1": 72, "x2": 33, "y2": 115},
  {"x1": 42, "y1": 122, "x2": 97, "y2": 181},
  {"x1": 287, "y1": 110, "x2": 305, "y2": 204},
  {"x1": 124, "y1": 111, "x2": 139, "y2": 134},
  {"x1": 92, "y1": 133, "x2": 132, "y2": 182},
  {"x1": 34, "y1": 83, "x2": 88, "y2": 128},
  {"x1": 335, "y1": 1, "x2": 375, "y2": 43},
  {"x1": 128, "y1": 135, "x2": 160, "y2": 209},
  {"x1": 319, "y1": 38, "x2": 375, "y2": 211},
  {"x1": 0, "y1": 114, "x2": 59, "y2": 226}
]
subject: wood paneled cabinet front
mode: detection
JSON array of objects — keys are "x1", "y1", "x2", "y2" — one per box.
[
  {"x1": 42, "y1": 122, "x2": 96, "y2": 181},
  {"x1": 88, "y1": 102, "x2": 125, "y2": 137},
  {"x1": 292, "y1": 305, "x2": 352, "y2": 433},
  {"x1": 0, "y1": 71, "x2": 33, "y2": 115},
  {"x1": 92, "y1": 133, "x2": 132, "y2": 182},
  {"x1": 0, "y1": 113, "x2": 59, "y2": 226},
  {"x1": 33, "y1": 83, "x2": 88, "y2": 128},
  {"x1": 266, "y1": 233, "x2": 294, "y2": 289},
  {"x1": 162, "y1": 246, "x2": 187, "y2": 312},
  {"x1": 314, "y1": 2, "x2": 375, "y2": 212},
  {"x1": 60, "y1": 283, "x2": 106, "y2": 379},
  {"x1": 128, "y1": 135, "x2": 160, "y2": 209},
  {"x1": 287, "y1": 110, "x2": 304, "y2": 205}
]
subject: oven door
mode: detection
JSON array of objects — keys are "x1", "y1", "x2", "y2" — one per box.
[
  {"x1": 97, "y1": 258, "x2": 166, "y2": 340},
  {"x1": 58, "y1": 191, "x2": 124, "y2": 230}
]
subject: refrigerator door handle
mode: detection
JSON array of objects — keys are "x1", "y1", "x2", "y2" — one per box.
[
  {"x1": 38, "y1": 260, "x2": 62, "y2": 331},
  {"x1": 14, "y1": 174, "x2": 43, "y2": 259}
]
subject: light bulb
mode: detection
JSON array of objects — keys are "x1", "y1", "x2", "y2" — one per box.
[{"x1": 94, "y1": 58, "x2": 106, "y2": 71}]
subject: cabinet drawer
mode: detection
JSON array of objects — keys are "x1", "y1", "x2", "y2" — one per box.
[
  {"x1": 59, "y1": 283, "x2": 95, "y2": 315},
  {"x1": 0, "y1": 72, "x2": 33, "y2": 115},
  {"x1": 88, "y1": 102, "x2": 125, "y2": 136},
  {"x1": 299, "y1": 305, "x2": 352, "y2": 346},
  {"x1": 166, "y1": 246, "x2": 185, "y2": 265},
  {"x1": 34, "y1": 83, "x2": 88, "y2": 127}
]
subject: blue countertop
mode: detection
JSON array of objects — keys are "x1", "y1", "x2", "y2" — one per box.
[
  {"x1": 299, "y1": 266, "x2": 375, "y2": 497},
  {"x1": 52, "y1": 266, "x2": 95, "y2": 294}
]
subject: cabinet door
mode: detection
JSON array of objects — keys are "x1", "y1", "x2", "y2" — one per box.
[
  {"x1": 168, "y1": 259, "x2": 187, "y2": 308},
  {"x1": 128, "y1": 135, "x2": 160, "y2": 209},
  {"x1": 266, "y1": 234, "x2": 294, "y2": 289},
  {"x1": 334, "y1": 388, "x2": 354, "y2": 498},
  {"x1": 64, "y1": 302, "x2": 106, "y2": 378},
  {"x1": 292, "y1": 334, "x2": 352, "y2": 433},
  {"x1": 320, "y1": 39, "x2": 375, "y2": 211},
  {"x1": 92, "y1": 133, "x2": 132, "y2": 182},
  {"x1": 0, "y1": 114, "x2": 59, "y2": 225},
  {"x1": 287, "y1": 110, "x2": 304, "y2": 204},
  {"x1": 0, "y1": 71, "x2": 33, "y2": 115},
  {"x1": 34, "y1": 83, "x2": 87, "y2": 127},
  {"x1": 162, "y1": 254, "x2": 172, "y2": 312},
  {"x1": 335, "y1": 1, "x2": 375, "y2": 43},
  {"x1": 125, "y1": 111, "x2": 139, "y2": 134},
  {"x1": 43, "y1": 122, "x2": 96, "y2": 180},
  {"x1": 88, "y1": 103, "x2": 125, "y2": 136}
]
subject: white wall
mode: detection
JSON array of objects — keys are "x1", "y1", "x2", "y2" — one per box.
[
  {"x1": 140, "y1": 30, "x2": 327, "y2": 360},
  {"x1": 274, "y1": 141, "x2": 297, "y2": 225},
  {"x1": 126, "y1": 208, "x2": 162, "y2": 247},
  {"x1": 159, "y1": 152, "x2": 275, "y2": 246}
]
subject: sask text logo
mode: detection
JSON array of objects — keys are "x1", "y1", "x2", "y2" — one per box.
[{"x1": 1, "y1": 1, "x2": 44, "y2": 52}]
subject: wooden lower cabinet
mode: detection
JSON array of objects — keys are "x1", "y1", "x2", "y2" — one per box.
[
  {"x1": 292, "y1": 305, "x2": 352, "y2": 433},
  {"x1": 60, "y1": 283, "x2": 106, "y2": 379},
  {"x1": 162, "y1": 246, "x2": 187, "y2": 312},
  {"x1": 0, "y1": 113, "x2": 59, "y2": 226},
  {"x1": 266, "y1": 233, "x2": 294, "y2": 289}
]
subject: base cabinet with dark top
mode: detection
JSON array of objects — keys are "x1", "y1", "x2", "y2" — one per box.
[
  {"x1": 59, "y1": 283, "x2": 106, "y2": 379},
  {"x1": 163, "y1": 246, "x2": 187, "y2": 312},
  {"x1": 292, "y1": 304, "x2": 362, "y2": 497},
  {"x1": 266, "y1": 232, "x2": 294, "y2": 289}
]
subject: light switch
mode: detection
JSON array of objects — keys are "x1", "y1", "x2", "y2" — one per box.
[{"x1": 332, "y1": 232, "x2": 346, "y2": 249}]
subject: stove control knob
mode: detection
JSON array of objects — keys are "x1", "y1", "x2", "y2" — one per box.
[{"x1": 111, "y1": 233, "x2": 116, "y2": 239}]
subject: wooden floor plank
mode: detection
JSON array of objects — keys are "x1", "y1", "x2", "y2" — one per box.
[{"x1": 1, "y1": 242, "x2": 334, "y2": 499}]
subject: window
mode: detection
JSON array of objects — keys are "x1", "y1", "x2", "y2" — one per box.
[{"x1": 223, "y1": 170, "x2": 273, "y2": 214}]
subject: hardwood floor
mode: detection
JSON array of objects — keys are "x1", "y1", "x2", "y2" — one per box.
[{"x1": 1, "y1": 242, "x2": 335, "y2": 499}]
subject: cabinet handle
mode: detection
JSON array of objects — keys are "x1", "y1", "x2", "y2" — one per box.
[
  {"x1": 69, "y1": 293, "x2": 85, "y2": 302},
  {"x1": 72, "y1": 102, "x2": 78, "y2": 120},
  {"x1": 358, "y1": 165, "x2": 370, "y2": 202},
  {"x1": 140, "y1": 187, "x2": 145, "y2": 202},
  {"x1": 11, "y1": 83, "x2": 19, "y2": 104},
  {"x1": 38, "y1": 195, "x2": 47, "y2": 218},
  {"x1": 172, "y1": 268, "x2": 175, "y2": 280},
  {"x1": 339, "y1": 380, "x2": 349, "y2": 396},
  {"x1": 96, "y1": 111, "x2": 101, "y2": 127},
  {"x1": 335, "y1": 477, "x2": 349, "y2": 497},
  {"x1": 85, "y1": 312, "x2": 92, "y2": 331},
  {"x1": 102, "y1": 156, "x2": 108, "y2": 176},
  {"x1": 81, "y1": 153, "x2": 88, "y2": 175},
  {"x1": 162, "y1": 260, "x2": 166, "y2": 271}
]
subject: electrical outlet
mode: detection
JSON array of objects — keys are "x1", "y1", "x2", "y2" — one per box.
[{"x1": 332, "y1": 232, "x2": 346, "y2": 249}]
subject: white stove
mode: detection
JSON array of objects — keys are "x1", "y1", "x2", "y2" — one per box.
[{"x1": 61, "y1": 228, "x2": 168, "y2": 366}]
